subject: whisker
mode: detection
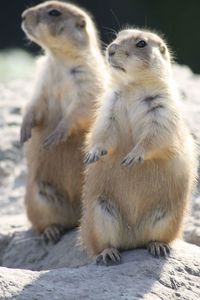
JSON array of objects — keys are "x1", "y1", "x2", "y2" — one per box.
[
  {"x1": 110, "y1": 9, "x2": 121, "y2": 31},
  {"x1": 100, "y1": 40, "x2": 108, "y2": 48},
  {"x1": 102, "y1": 26, "x2": 117, "y2": 36}
]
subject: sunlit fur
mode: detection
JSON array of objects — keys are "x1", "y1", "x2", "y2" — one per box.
[
  {"x1": 80, "y1": 29, "x2": 198, "y2": 258},
  {"x1": 21, "y1": 1, "x2": 107, "y2": 233}
]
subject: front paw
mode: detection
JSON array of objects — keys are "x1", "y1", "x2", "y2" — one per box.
[
  {"x1": 84, "y1": 146, "x2": 107, "y2": 165},
  {"x1": 121, "y1": 151, "x2": 144, "y2": 167},
  {"x1": 20, "y1": 119, "x2": 34, "y2": 144},
  {"x1": 43, "y1": 127, "x2": 68, "y2": 149}
]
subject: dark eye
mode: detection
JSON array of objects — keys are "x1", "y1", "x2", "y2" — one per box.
[
  {"x1": 48, "y1": 9, "x2": 62, "y2": 17},
  {"x1": 136, "y1": 40, "x2": 147, "y2": 48}
]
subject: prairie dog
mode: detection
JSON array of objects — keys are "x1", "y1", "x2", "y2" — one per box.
[
  {"x1": 80, "y1": 29, "x2": 198, "y2": 264},
  {"x1": 20, "y1": 1, "x2": 106, "y2": 242}
]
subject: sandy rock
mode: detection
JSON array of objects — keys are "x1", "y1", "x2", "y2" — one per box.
[
  {"x1": 173, "y1": 65, "x2": 200, "y2": 145},
  {"x1": 0, "y1": 80, "x2": 30, "y2": 216},
  {"x1": 184, "y1": 196, "x2": 200, "y2": 247},
  {"x1": 0, "y1": 216, "x2": 89, "y2": 271},
  {"x1": 171, "y1": 65, "x2": 200, "y2": 247},
  {"x1": 0, "y1": 240, "x2": 200, "y2": 300},
  {"x1": 2, "y1": 227, "x2": 90, "y2": 271}
]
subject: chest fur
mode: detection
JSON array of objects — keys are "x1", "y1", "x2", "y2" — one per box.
[
  {"x1": 46, "y1": 67, "x2": 94, "y2": 115},
  {"x1": 112, "y1": 89, "x2": 166, "y2": 142}
]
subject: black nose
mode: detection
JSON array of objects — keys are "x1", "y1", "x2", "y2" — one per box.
[{"x1": 108, "y1": 43, "x2": 117, "y2": 56}]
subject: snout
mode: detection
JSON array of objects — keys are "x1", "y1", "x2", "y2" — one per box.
[
  {"x1": 21, "y1": 8, "x2": 38, "y2": 37},
  {"x1": 21, "y1": 9, "x2": 32, "y2": 22},
  {"x1": 21, "y1": 8, "x2": 38, "y2": 25},
  {"x1": 21, "y1": 10, "x2": 27, "y2": 21},
  {"x1": 106, "y1": 42, "x2": 127, "y2": 72},
  {"x1": 107, "y1": 43, "x2": 118, "y2": 57}
]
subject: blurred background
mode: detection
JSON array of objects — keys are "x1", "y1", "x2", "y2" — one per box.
[{"x1": 0, "y1": 0, "x2": 199, "y2": 81}]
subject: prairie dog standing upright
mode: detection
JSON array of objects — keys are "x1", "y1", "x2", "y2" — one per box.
[
  {"x1": 80, "y1": 29, "x2": 198, "y2": 264},
  {"x1": 20, "y1": 1, "x2": 106, "y2": 242}
]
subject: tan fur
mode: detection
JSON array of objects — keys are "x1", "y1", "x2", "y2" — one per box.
[
  {"x1": 20, "y1": 1, "x2": 106, "y2": 234},
  {"x1": 80, "y1": 29, "x2": 198, "y2": 258}
]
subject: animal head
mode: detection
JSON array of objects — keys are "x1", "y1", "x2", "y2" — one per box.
[
  {"x1": 106, "y1": 28, "x2": 171, "y2": 82},
  {"x1": 22, "y1": 1, "x2": 99, "y2": 55}
]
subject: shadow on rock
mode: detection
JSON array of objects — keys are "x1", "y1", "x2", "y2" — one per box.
[{"x1": 1, "y1": 240, "x2": 199, "y2": 300}]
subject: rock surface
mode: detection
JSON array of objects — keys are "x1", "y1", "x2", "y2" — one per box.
[
  {"x1": 1, "y1": 219, "x2": 90, "y2": 270},
  {"x1": 0, "y1": 63, "x2": 200, "y2": 299},
  {"x1": 184, "y1": 196, "x2": 200, "y2": 247},
  {"x1": 0, "y1": 241, "x2": 200, "y2": 300}
]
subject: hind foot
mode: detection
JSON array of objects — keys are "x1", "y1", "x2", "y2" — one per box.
[
  {"x1": 147, "y1": 241, "x2": 170, "y2": 258},
  {"x1": 96, "y1": 248, "x2": 121, "y2": 266},
  {"x1": 42, "y1": 224, "x2": 66, "y2": 244}
]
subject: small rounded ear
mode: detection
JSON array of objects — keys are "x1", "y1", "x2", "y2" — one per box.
[
  {"x1": 76, "y1": 17, "x2": 86, "y2": 29},
  {"x1": 160, "y1": 44, "x2": 166, "y2": 55}
]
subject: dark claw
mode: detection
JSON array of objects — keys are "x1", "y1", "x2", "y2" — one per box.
[
  {"x1": 112, "y1": 252, "x2": 121, "y2": 262},
  {"x1": 155, "y1": 245, "x2": 161, "y2": 258},
  {"x1": 94, "y1": 154, "x2": 100, "y2": 162},
  {"x1": 96, "y1": 248, "x2": 121, "y2": 266},
  {"x1": 84, "y1": 153, "x2": 100, "y2": 165},
  {"x1": 166, "y1": 245, "x2": 171, "y2": 254},
  {"x1": 121, "y1": 155, "x2": 144, "y2": 166},
  {"x1": 96, "y1": 255, "x2": 103, "y2": 265},
  {"x1": 43, "y1": 133, "x2": 58, "y2": 148},
  {"x1": 121, "y1": 159, "x2": 126, "y2": 165},
  {"x1": 84, "y1": 156, "x2": 89, "y2": 164},
  {"x1": 42, "y1": 225, "x2": 65, "y2": 244},
  {"x1": 121, "y1": 157, "x2": 133, "y2": 166},
  {"x1": 43, "y1": 230, "x2": 56, "y2": 244},
  {"x1": 160, "y1": 245, "x2": 171, "y2": 257},
  {"x1": 148, "y1": 242, "x2": 170, "y2": 258},
  {"x1": 84, "y1": 153, "x2": 91, "y2": 165},
  {"x1": 43, "y1": 233, "x2": 49, "y2": 244},
  {"x1": 100, "y1": 149, "x2": 108, "y2": 156},
  {"x1": 20, "y1": 117, "x2": 36, "y2": 144},
  {"x1": 105, "y1": 253, "x2": 111, "y2": 266},
  {"x1": 43, "y1": 128, "x2": 66, "y2": 149},
  {"x1": 84, "y1": 148, "x2": 108, "y2": 165},
  {"x1": 96, "y1": 254, "x2": 110, "y2": 266}
]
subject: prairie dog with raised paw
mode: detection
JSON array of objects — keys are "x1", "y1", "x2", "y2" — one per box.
[
  {"x1": 80, "y1": 28, "x2": 198, "y2": 265},
  {"x1": 20, "y1": 1, "x2": 106, "y2": 243}
]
